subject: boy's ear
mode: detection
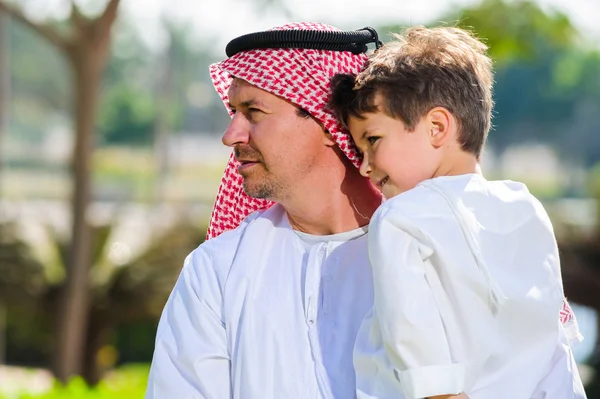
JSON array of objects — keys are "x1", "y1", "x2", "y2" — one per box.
[{"x1": 427, "y1": 107, "x2": 453, "y2": 147}]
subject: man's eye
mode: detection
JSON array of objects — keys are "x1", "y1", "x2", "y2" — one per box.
[{"x1": 248, "y1": 108, "x2": 261, "y2": 113}]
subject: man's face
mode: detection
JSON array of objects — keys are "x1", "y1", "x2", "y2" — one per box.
[{"x1": 222, "y1": 79, "x2": 327, "y2": 201}]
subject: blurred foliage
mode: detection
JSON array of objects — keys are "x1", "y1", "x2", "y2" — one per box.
[
  {"x1": 453, "y1": 0, "x2": 578, "y2": 64},
  {"x1": 0, "y1": 363, "x2": 149, "y2": 398},
  {"x1": 8, "y1": 19, "x2": 70, "y2": 143},
  {"x1": 98, "y1": 85, "x2": 155, "y2": 146},
  {"x1": 453, "y1": 0, "x2": 600, "y2": 164},
  {"x1": 2, "y1": 217, "x2": 206, "y2": 381},
  {"x1": 0, "y1": 223, "x2": 47, "y2": 305},
  {"x1": 8, "y1": 15, "x2": 228, "y2": 148},
  {"x1": 92, "y1": 148, "x2": 155, "y2": 201},
  {"x1": 97, "y1": 220, "x2": 205, "y2": 322},
  {"x1": 589, "y1": 162, "x2": 600, "y2": 232},
  {"x1": 591, "y1": 163, "x2": 600, "y2": 199}
]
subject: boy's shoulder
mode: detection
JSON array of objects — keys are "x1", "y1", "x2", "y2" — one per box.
[
  {"x1": 375, "y1": 175, "x2": 547, "y2": 226},
  {"x1": 376, "y1": 183, "x2": 447, "y2": 220}
]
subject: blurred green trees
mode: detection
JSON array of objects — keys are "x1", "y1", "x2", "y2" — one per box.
[
  {"x1": 0, "y1": 0, "x2": 122, "y2": 383},
  {"x1": 1, "y1": 218, "x2": 206, "y2": 384},
  {"x1": 7, "y1": 14, "x2": 226, "y2": 149}
]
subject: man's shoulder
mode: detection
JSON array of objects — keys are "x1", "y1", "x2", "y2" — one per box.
[
  {"x1": 191, "y1": 204, "x2": 288, "y2": 267},
  {"x1": 182, "y1": 204, "x2": 291, "y2": 290}
]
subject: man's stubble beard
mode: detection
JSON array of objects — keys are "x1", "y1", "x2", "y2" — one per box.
[
  {"x1": 243, "y1": 177, "x2": 277, "y2": 199},
  {"x1": 236, "y1": 144, "x2": 280, "y2": 199},
  {"x1": 238, "y1": 146, "x2": 320, "y2": 202},
  {"x1": 241, "y1": 164, "x2": 288, "y2": 200}
]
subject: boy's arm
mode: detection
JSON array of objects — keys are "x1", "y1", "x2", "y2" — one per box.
[
  {"x1": 531, "y1": 329, "x2": 587, "y2": 398},
  {"x1": 429, "y1": 394, "x2": 470, "y2": 399},
  {"x1": 369, "y1": 210, "x2": 466, "y2": 399},
  {"x1": 145, "y1": 249, "x2": 231, "y2": 399}
]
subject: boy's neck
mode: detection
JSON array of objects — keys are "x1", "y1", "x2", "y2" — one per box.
[{"x1": 433, "y1": 151, "x2": 480, "y2": 178}]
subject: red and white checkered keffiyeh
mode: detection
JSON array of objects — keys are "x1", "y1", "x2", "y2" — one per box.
[{"x1": 207, "y1": 22, "x2": 368, "y2": 240}]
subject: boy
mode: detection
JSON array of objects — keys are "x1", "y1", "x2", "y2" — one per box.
[{"x1": 328, "y1": 26, "x2": 586, "y2": 399}]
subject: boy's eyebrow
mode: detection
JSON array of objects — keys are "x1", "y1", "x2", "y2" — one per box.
[{"x1": 353, "y1": 131, "x2": 368, "y2": 154}]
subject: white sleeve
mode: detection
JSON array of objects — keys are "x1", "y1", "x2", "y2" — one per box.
[
  {"x1": 531, "y1": 328, "x2": 587, "y2": 399},
  {"x1": 145, "y1": 248, "x2": 231, "y2": 399},
  {"x1": 369, "y1": 212, "x2": 465, "y2": 399}
]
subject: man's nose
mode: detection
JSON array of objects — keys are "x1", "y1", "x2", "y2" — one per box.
[
  {"x1": 222, "y1": 114, "x2": 250, "y2": 147},
  {"x1": 359, "y1": 153, "x2": 371, "y2": 178}
]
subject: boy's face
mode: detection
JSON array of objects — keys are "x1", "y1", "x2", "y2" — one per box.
[{"x1": 347, "y1": 97, "x2": 441, "y2": 198}]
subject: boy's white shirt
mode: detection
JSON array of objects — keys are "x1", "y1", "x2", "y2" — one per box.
[{"x1": 354, "y1": 173, "x2": 587, "y2": 399}]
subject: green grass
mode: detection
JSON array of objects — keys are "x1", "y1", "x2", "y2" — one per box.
[{"x1": 0, "y1": 364, "x2": 149, "y2": 399}]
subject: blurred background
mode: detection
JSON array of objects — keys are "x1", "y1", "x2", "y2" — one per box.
[{"x1": 0, "y1": 0, "x2": 599, "y2": 397}]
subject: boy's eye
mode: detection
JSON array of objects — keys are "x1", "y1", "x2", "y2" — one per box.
[{"x1": 367, "y1": 136, "x2": 379, "y2": 145}]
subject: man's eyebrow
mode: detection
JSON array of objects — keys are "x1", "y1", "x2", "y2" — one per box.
[{"x1": 228, "y1": 99, "x2": 267, "y2": 109}]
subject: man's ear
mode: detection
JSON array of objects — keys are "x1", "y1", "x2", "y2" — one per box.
[{"x1": 427, "y1": 107, "x2": 453, "y2": 148}]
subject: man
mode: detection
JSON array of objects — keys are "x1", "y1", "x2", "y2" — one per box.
[{"x1": 145, "y1": 22, "x2": 383, "y2": 399}]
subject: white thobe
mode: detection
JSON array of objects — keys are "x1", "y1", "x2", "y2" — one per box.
[
  {"x1": 354, "y1": 174, "x2": 586, "y2": 399},
  {"x1": 146, "y1": 186, "x2": 585, "y2": 398},
  {"x1": 145, "y1": 204, "x2": 374, "y2": 399}
]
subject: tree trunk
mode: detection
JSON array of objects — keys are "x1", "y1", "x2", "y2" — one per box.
[
  {"x1": 0, "y1": 303, "x2": 5, "y2": 365},
  {"x1": 0, "y1": 12, "x2": 9, "y2": 368},
  {"x1": 54, "y1": 48, "x2": 100, "y2": 384},
  {"x1": 82, "y1": 311, "x2": 111, "y2": 386}
]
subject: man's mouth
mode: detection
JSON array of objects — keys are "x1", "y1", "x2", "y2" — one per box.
[{"x1": 238, "y1": 160, "x2": 260, "y2": 172}]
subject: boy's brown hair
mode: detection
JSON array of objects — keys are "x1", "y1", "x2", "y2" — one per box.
[{"x1": 328, "y1": 26, "x2": 494, "y2": 158}]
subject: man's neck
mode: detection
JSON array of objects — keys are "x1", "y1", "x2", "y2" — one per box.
[{"x1": 282, "y1": 167, "x2": 382, "y2": 236}]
